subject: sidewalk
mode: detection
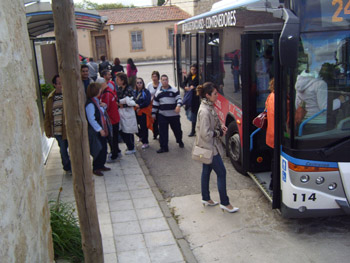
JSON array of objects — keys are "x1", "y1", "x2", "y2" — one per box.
[{"x1": 45, "y1": 141, "x2": 194, "y2": 263}]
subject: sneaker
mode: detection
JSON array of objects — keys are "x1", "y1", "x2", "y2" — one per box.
[
  {"x1": 125, "y1": 149, "x2": 136, "y2": 155},
  {"x1": 106, "y1": 156, "x2": 118, "y2": 163},
  {"x1": 179, "y1": 141, "x2": 184, "y2": 148},
  {"x1": 64, "y1": 170, "x2": 72, "y2": 175},
  {"x1": 141, "y1": 144, "x2": 149, "y2": 149}
]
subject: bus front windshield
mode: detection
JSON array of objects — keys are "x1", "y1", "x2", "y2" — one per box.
[{"x1": 292, "y1": 31, "x2": 350, "y2": 148}]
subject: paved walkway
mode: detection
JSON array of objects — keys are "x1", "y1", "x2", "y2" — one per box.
[{"x1": 45, "y1": 141, "x2": 194, "y2": 263}]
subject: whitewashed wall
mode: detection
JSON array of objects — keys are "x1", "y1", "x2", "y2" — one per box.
[{"x1": 0, "y1": 1, "x2": 54, "y2": 262}]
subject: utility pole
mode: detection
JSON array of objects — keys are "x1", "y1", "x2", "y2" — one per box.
[{"x1": 51, "y1": 0, "x2": 103, "y2": 262}]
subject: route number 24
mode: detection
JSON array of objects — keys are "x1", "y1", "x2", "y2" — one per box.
[
  {"x1": 293, "y1": 193, "x2": 317, "y2": 202},
  {"x1": 332, "y1": 0, "x2": 350, "y2": 22}
]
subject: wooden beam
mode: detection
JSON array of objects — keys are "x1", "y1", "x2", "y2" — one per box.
[{"x1": 51, "y1": 1, "x2": 103, "y2": 262}]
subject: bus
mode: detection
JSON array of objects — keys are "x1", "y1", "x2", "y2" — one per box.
[{"x1": 173, "y1": 0, "x2": 350, "y2": 218}]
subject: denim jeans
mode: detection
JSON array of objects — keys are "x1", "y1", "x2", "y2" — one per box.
[
  {"x1": 54, "y1": 135, "x2": 71, "y2": 172},
  {"x1": 201, "y1": 154, "x2": 229, "y2": 206}
]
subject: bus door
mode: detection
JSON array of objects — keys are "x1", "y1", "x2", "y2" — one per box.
[
  {"x1": 174, "y1": 34, "x2": 182, "y2": 88},
  {"x1": 241, "y1": 33, "x2": 280, "y2": 201},
  {"x1": 179, "y1": 34, "x2": 191, "y2": 87}
]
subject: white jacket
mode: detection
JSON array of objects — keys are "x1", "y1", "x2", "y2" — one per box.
[
  {"x1": 295, "y1": 71, "x2": 327, "y2": 124},
  {"x1": 119, "y1": 96, "x2": 138, "y2": 133}
]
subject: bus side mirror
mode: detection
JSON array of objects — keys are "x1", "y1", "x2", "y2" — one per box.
[{"x1": 279, "y1": 8, "x2": 300, "y2": 68}]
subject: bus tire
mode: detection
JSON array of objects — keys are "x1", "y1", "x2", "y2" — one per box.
[{"x1": 226, "y1": 122, "x2": 245, "y2": 175}]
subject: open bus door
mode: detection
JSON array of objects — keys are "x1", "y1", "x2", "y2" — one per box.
[
  {"x1": 174, "y1": 34, "x2": 182, "y2": 88},
  {"x1": 241, "y1": 31, "x2": 281, "y2": 209}
]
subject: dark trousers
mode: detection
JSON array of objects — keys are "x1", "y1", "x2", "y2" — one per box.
[
  {"x1": 153, "y1": 114, "x2": 159, "y2": 139},
  {"x1": 201, "y1": 154, "x2": 229, "y2": 206},
  {"x1": 55, "y1": 135, "x2": 71, "y2": 171},
  {"x1": 158, "y1": 114, "x2": 183, "y2": 150},
  {"x1": 137, "y1": 113, "x2": 149, "y2": 144},
  {"x1": 120, "y1": 131, "x2": 134, "y2": 150},
  {"x1": 107, "y1": 123, "x2": 121, "y2": 159},
  {"x1": 233, "y1": 69, "x2": 240, "y2": 92},
  {"x1": 93, "y1": 136, "x2": 107, "y2": 170}
]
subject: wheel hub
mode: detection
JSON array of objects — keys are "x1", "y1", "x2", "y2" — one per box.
[{"x1": 229, "y1": 133, "x2": 240, "y2": 161}]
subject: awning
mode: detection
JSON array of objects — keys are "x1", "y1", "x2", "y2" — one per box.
[{"x1": 25, "y1": 1, "x2": 107, "y2": 39}]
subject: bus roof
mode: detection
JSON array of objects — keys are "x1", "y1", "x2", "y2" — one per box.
[
  {"x1": 178, "y1": 0, "x2": 260, "y2": 25},
  {"x1": 177, "y1": 0, "x2": 284, "y2": 26}
]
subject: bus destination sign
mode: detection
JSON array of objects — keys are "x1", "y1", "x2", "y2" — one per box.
[{"x1": 182, "y1": 10, "x2": 237, "y2": 33}]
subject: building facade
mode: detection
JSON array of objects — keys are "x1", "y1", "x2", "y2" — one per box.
[{"x1": 77, "y1": 6, "x2": 190, "y2": 62}]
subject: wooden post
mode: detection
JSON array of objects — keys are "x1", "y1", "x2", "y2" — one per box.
[{"x1": 51, "y1": 1, "x2": 103, "y2": 262}]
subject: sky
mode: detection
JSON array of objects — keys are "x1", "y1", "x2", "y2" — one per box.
[{"x1": 73, "y1": 0, "x2": 154, "y2": 7}]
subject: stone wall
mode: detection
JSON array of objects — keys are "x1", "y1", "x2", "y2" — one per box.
[
  {"x1": 0, "y1": 1, "x2": 54, "y2": 262},
  {"x1": 194, "y1": 0, "x2": 219, "y2": 15}
]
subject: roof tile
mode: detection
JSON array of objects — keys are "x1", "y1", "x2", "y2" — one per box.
[{"x1": 98, "y1": 6, "x2": 190, "y2": 25}]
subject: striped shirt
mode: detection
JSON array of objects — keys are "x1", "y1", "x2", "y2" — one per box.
[
  {"x1": 152, "y1": 85, "x2": 182, "y2": 117},
  {"x1": 52, "y1": 93, "x2": 63, "y2": 135}
]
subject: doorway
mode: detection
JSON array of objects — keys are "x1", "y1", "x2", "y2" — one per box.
[
  {"x1": 95, "y1": 35, "x2": 107, "y2": 60},
  {"x1": 91, "y1": 30, "x2": 110, "y2": 61}
]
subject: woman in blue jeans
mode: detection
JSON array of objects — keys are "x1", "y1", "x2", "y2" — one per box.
[{"x1": 195, "y1": 82, "x2": 239, "y2": 213}]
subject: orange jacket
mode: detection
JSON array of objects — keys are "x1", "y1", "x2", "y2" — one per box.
[
  {"x1": 136, "y1": 104, "x2": 154, "y2": 131},
  {"x1": 265, "y1": 92, "x2": 274, "y2": 148}
]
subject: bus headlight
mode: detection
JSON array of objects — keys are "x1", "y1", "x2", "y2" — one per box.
[
  {"x1": 328, "y1": 183, "x2": 337, "y2": 190},
  {"x1": 316, "y1": 176, "x2": 325, "y2": 185},
  {"x1": 300, "y1": 174, "x2": 309, "y2": 183}
]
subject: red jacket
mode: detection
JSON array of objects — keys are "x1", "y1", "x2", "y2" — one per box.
[{"x1": 100, "y1": 87, "x2": 120, "y2": 125}]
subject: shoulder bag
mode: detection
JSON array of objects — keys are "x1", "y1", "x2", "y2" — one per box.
[{"x1": 192, "y1": 145, "x2": 213, "y2": 164}]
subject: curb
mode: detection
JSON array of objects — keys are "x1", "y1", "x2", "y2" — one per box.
[{"x1": 135, "y1": 151, "x2": 198, "y2": 263}]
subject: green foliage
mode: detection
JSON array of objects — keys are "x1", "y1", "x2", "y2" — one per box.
[
  {"x1": 49, "y1": 199, "x2": 84, "y2": 263},
  {"x1": 41, "y1": 83, "x2": 55, "y2": 97},
  {"x1": 157, "y1": 0, "x2": 165, "y2": 6},
  {"x1": 96, "y1": 3, "x2": 135, "y2": 9},
  {"x1": 74, "y1": 0, "x2": 98, "y2": 9},
  {"x1": 75, "y1": 0, "x2": 134, "y2": 9}
]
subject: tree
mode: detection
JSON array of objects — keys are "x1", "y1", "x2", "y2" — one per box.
[
  {"x1": 52, "y1": 0, "x2": 103, "y2": 262},
  {"x1": 158, "y1": 0, "x2": 165, "y2": 6}
]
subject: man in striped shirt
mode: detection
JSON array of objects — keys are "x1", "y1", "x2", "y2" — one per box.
[{"x1": 152, "y1": 75, "x2": 184, "y2": 153}]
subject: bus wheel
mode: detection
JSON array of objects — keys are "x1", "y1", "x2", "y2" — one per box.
[{"x1": 226, "y1": 122, "x2": 245, "y2": 175}]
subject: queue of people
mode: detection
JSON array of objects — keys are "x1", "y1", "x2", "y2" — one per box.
[{"x1": 46, "y1": 58, "x2": 239, "y2": 214}]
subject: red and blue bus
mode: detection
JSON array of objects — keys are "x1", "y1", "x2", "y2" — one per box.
[{"x1": 174, "y1": 0, "x2": 350, "y2": 217}]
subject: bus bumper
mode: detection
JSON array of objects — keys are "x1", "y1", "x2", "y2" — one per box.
[
  {"x1": 281, "y1": 203, "x2": 349, "y2": 218},
  {"x1": 335, "y1": 199, "x2": 350, "y2": 214}
]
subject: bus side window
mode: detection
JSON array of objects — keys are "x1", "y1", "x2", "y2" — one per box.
[{"x1": 255, "y1": 43, "x2": 274, "y2": 112}]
